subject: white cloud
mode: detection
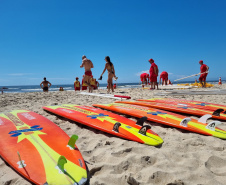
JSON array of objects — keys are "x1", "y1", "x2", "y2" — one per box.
[
  {"x1": 135, "y1": 70, "x2": 149, "y2": 76},
  {"x1": 8, "y1": 73, "x2": 33, "y2": 76}
]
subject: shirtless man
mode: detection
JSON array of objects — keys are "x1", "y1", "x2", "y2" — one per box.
[
  {"x1": 40, "y1": 77, "x2": 52, "y2": 92},
  {"x1": 80, "y1": 55, "x2": 94, "y2": 92}
]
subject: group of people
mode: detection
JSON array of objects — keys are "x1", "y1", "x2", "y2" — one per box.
[
  {"x1": 140, "y1": 59, "x2": 209, "y2": 89},
  {"x1": 40, "y1": 55, "x2": 118, "y2": 93},
  {"x1": 74, "y1": 76, "x2": 99, "y2": 91},
  {"x1": 79, "y1": 55, "x2": 117, "y2": 93},
  {"x1": 40, "y1": 57, "x2": 209, "y2": 93}
]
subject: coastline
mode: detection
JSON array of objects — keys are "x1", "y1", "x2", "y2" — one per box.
[{"x1": 1, "y1": 85, "x2": 226, "y2": 185}]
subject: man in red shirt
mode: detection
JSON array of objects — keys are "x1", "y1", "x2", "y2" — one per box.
[
  {"x1": 149, "y1": 58, "x2": 158, "y2": 89},
  {"x1": 140, "y1": 73, "x2": 149, "y2": 86},
  {"x1": 199, "y1": 60, "x2": 209, "y2": 87},
  {"x1": 159, "y1": 71, "x2": 168, "y2": 85}
]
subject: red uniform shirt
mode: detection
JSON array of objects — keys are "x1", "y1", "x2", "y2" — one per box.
[
  {"x1": 149, "y1": 63, "x2": 158, "y2": 77},
  {"x1": 200, "y1": 64, "x2": 207, "y2": 73},
  {"x1": 160, "y1": 71, "x2": 168, "y2": 80}
]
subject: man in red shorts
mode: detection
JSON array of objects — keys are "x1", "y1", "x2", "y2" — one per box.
[
  {"x1": 149, "y1": 58, "x2": 158, "y2": 89},
  {"x1": 199, "y1": 60, "x2": 209, "y2": 88},
  {"x1": 80, "y1": 55, "x2": 94, "y2": 92},
  {"x1": 140, "y1": 73, "x2": 149, "y2": 86},
  {"x1": 159, "y1": 71, "x2": 168, "y2": 85}
]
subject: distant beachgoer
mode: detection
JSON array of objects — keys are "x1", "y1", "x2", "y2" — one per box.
[
  {"x1": 195, "y1": 79, "x2": 198, "y2": 83},
  {"x1": 159, "y1": 71, "x2": 168, "y2": 85},
  {"x1": 140, "y1": 73, "x2": 149, "y2": 86},
  {"x1": 40, "y1": 77, "x2": 52, "y2": 92},
  {"x1": 74, "y1": 77, "x2": 80, "y2": 91},
  {"x1": 80, "y1": 55, "x2": 94, "y2": 92},
  {"x1": 149, "y1": 59, "x2": 159, "y2": 90},
  {"x1": 199, "y1": 60, "x2": 209, "y2": 88},
  {"x1": 59, "y1": 87, "x2": 64, "y2": 91},
  {"x1": 90, "y1": 76, "x2": 96, "y2": 89},
  {"x1": 99, "y1": 56, "x2": 118, "y2": 93},
  {"x1": 113, "y1": 83, "x2": 117, "y2": 89}
]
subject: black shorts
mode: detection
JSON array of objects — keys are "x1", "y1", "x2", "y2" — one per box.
[{"x1": 43, "y1": 87, "x2": 49, "y2": 91}]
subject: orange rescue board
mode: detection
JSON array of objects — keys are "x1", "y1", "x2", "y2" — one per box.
[
  {"x1": 0, "y1": 110, "x2": 87, "y2": 185},
  {"x1": 124, "y1": 100, "x2": 226, "y2": 121},
  {"x1": 93, "y1": 103, "x2": 226, "y2": 139},
  {"x1": 43, "y1": 104, "x2": 163, "y2": 146},
  {"x1": 138, "y1": 98, "x2": 226, "y2": 112}
]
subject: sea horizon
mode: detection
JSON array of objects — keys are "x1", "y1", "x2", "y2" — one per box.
[{"x1": 0, "y1": 80, "x2": 223, "y2": 94}]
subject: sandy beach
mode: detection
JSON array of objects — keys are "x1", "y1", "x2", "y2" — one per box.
[{"x1": 1, "y1": 85, "x2": 226, "y2": 185}]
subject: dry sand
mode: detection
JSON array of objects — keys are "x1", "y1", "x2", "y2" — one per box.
[{"x1": 0, "y1": 84, "x2": 226, "y2": 185}]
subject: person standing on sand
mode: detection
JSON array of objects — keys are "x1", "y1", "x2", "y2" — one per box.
[
  {"x1": 74, "y1": 77, "x2": 80, "y2": 91},
  {"x1": 198, "y1": 60, "x2": 209, "y2": 88},
  {"x1": 40, "y1": 77, "x2": 52, "y2": 92},
  {"x1": 149, "y1": 58, "x2": 159, "y2": 90},
  {"x1": 159, "y1": 71, "x2": 168, "y2": 85},
  {"x1": 99, "y1": 56, "x2": 118, "y2": 93},
  {"x1": 80, "y1": 55, "x2": 94, "y2": 92}
]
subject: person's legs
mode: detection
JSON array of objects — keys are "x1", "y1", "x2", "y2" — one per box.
[{"x1": 108, "y1": 73, "x2": 114, "y2": 92}]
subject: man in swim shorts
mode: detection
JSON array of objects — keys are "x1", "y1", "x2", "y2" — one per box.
[
  {"x1": 40, "y1": 77, "x2": 52, "y2": 92},
  {"x1": 159, "y1": 71, "x2": 168, "y2": 85},
  {"x1": 80, "y1": 55, "x2": 94, "y2": 92},
  {"x1": 199, "y1": 60, "x2": 209, "y2": 88},
  {"x1": 149, "y1": 58, "x2": 158, "y2": 90}
]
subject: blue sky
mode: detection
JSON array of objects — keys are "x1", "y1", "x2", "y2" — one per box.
[{"x1": 0, "y1": 0, "x2": 226, "y2": 86}]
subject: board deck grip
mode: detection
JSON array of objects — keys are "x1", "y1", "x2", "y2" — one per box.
[
  {"x1": 212, "y1": 109, "x2": 224, "y2": 116},
  {"x1": 198, "y1": 114, "x2": 212, "y2": 123},
  {"x1": 136, "y1": 117, "x2": 148, "y2": 126},
  {"x1": 139, "y1": 125, "x2": 151, "y2": 136},
  {"x1": 180, "y1": 118, "x2": 191, "y2": 127},
  {"x1": 113, "y1": 122, "x2": 121, "y2": 133},
  {"x1": 68, "y1": 135, "x2": 79, "y2": 149},
  {"x1": 205, "y1": 121, "x2": 221, "y2": 131}
]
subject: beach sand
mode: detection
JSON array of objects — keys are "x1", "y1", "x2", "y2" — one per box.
[{"x1": 1, "y1": 84, "x2": 226, "y2": 185}]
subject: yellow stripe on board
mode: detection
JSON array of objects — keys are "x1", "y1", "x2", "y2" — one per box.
[{"x1": 2, "y1": 110, "x2": 87, "y2": 184}]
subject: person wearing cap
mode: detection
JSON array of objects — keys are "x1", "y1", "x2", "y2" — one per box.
[
  {"x1": 199, "y1": 60, "x2": 209, "y2": 88},
  {"x1": 140, "y1": 73, "x2": 149, "y2": 86},
  {"x1": 149, "y1": 58, "x2": 159, "y2": 89},
  {"x1": 159, "y1": 71, "x2": 168, "y2": 85},
  {"x1": 74, "y1": 77, "x2": 80, "y2": 91},
  {"x1": 80, "y1": 55, "x2": 94, "y2": 92}
]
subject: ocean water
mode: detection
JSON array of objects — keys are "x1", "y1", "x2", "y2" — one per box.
[
  {"x1": 0, "y1": 80, "x2": 222, "y2": 94},
  {"x1": 0, "y1": 83, "x2": 141, "y2": 93}
]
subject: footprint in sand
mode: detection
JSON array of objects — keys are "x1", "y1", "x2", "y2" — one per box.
[
  {"x1": 111, "y1": 148, "x2": 132, "y2": 157},
  {"x1": 205, "y1": 156, "x2": 226, "y2": 176}
]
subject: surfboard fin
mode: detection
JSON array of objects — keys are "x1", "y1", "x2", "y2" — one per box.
[
  {"x1": 139, "y1": 125, "x2": 151, "y2": 136},
  {"x1": 180, "y1": 118, "x2": 191, "y2": 127},
  {"x1": 205, "y1": 121, "x2": 221, "y2": 131},
  {"x1": 136, "y1": 117, "x2": 147, "y2": 126},
  {"x1": 113, "y1": 122, "x2": 121, "y2": 133},
  {"x1": 212, "y1": 109, "x2": 224, "y2": 116},
  {"x1": 198, "y1": 114, "x2": 212, "y2": 123},
  {"x1": 68, "y1": 135, "x2": 79, "y2": 149},
  {"x1": 57, "y1": 156, "x2": 77, "y2": 183}
]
